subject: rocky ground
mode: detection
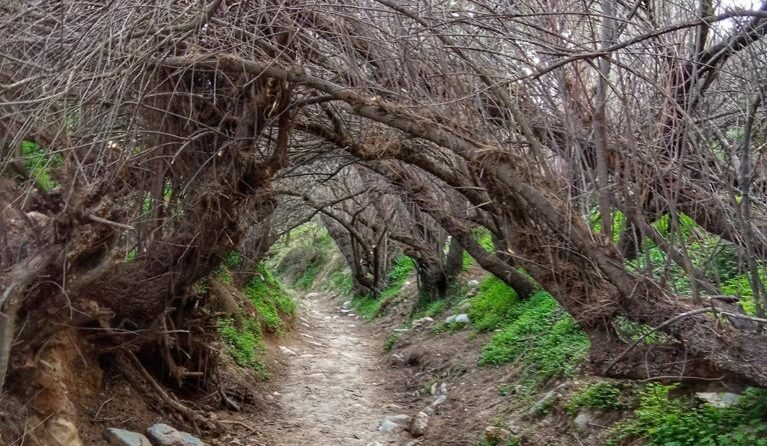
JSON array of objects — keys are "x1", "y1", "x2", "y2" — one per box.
[{"x1": 257, "y1": 292, "x2": 457, "y2": 446}]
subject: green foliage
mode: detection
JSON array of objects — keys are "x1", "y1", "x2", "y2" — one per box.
[
  {"x1": 328, "y1": 270, "x2": 354, "y2": 295},
  {"x1": 608, "y1": 384, "x2": 767, "y2": 446},
  {"x1": 627, "y1": 212, "x2": 752, "y2": 301},
  {"x1": 722, "y1": 267, "x2": 767, "y2": 315},
  {"x1": 591, "y1": 210, "x2": 627, "y2": 243},
  {"x1": 469, "y1": 276, "x2": 519, "y2": 332},
  {"x1": 384, "y1": 334, "x2": 399, "y2": 352},
  {"x1": 468, "y1": 277, "x2": 589, "y2": 386},
  {"x1": 463, "y1": 227, "x2": 494, "y2": 269},
  {"x1": 478, "y1": 291, "x2": 589, "y2": 386},
  {"x1": 566, "y1": 382, "x2": 626, "y2": 414},
  {"x1": 243, "y1": 263, "x2": 295, "y2": 333},
  {"x1": 271, "y1": 222, "x2": 336, "y2": 289},
  {"x1": 350, "y1": 294, "x2": 381, "y2": 320},
  {"x1": 218, "y1": 318, "x2": 267, "y2": 376},
  {"x1": 21, "y1": 140, "x2": 60, "y2": 191},
  {"x1": 386, "y1": 255, "x2": 415, "y2": 289},
  {"x1": 351, "y1": 255, "x2": 415, "y2": 320},
  {"x1": 223, "y1": 250, "x2": 243, "y2": 269},
  {"x1": 418, "y1": 299, "x2": 447, "y2": 319}
]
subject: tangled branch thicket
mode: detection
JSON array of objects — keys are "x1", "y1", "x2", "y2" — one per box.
[{"x1": 2, "y1": 0, "x2": 767, "y2": 440}]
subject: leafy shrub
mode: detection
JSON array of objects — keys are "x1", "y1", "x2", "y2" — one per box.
[
  {"x1": 21, "y1": 140, "x2": 60, "y2": 191},
  {"x1": 351, "y1": 294, "x2": 381, "y2": 320},
  {"x1": 218, "y1": 318, "x2": 267, "y2": 376},
  {"x1": 351, "y1": 255, "x2": 415, "y2": 320},
  {"x1": 386, "y1": 255, "x2": 415, "y2": 289},
  {"x1": 566, "y1": 382, "x2": 626, "y2": 413},
  {"x1": 223, "y1": 250, "x2": 243, "y2": 269},
  {"x1": 244, "y1": 263, "x2": 295, "y2": 333},
  {"x1": 590, "y1": 210, "x2": 627, "y2": 243},
  {"x1": 608, "y1": 384, "x2": 767, "y2": 446},
  {"x1": 469, "y1": 276, "x2": 519, "y2": 332},
  {"x1": 479, "y1": 291, "x2": 589, "y2": 385},
  {"x1": 722, "y1": 268, "x2": 767, "y2": 315}
]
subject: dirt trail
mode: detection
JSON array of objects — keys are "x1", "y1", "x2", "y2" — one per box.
[{"x1": 272, "y1": 293, "x2": 408, "y2": 446}]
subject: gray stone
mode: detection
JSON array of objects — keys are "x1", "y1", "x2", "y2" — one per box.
[
  {"x1": 340, "y1": 309, "x2": 353, "y2": 314},
  {"x1": 453, "y1": 314, "x2": 469, "y2": 324},
  {"x1": 410, "y1": 412, "x2": 429, "y2": 437},
  {"x1": 437, "y1": 383, "x2": 448, "y2": 396},
  {"x1": 431, "y1": 394, "x2": 447, "y2": 407},
  {"x1": 342, "y1": 300, "x2": 352, "y2": 310},
  {"x1": 393, "y1": 328, "x2": 410, "y2": 333},
  {"x1": 411, "y1": 317, "x2": 434, "y2": 329},
  {"x1": 696, "y1": 392, "x2": 741, "y2": 408},
  {"x1": 403, "y1": 441, "x2": 422, "y2": 446},
  {"x1": 105, "y1": 428, "x2": 152, "y2": 446},
  {"x1": 445, "y1": 314, "x2": 469, "y2": 324},
  {"x1": 346, "y1": 312, "x2": 356, "y2": 317},
  {"x1": 305, "y1": 292, "x2": 321, "y2": 299},
  {"x1": 377, "y1": 420, "x2": 401, "y2": 433},
  {"x1": 384, "y1": 414, "x2": 412, "y2": 425},
  {"x1": 278, "y1": 346, "x2": 296, "y2": 356},
  {"x1": 146, "y1": 424, "x2": 204, "y2": 446},
  {"x1": 467, "y1": 279, "x2": 480, "y2": 289},
  {"x1": 528, "y1": 390, "x2": 557, "y2": 416},
  {"x1": 421, "y1": 406, "x2": 435, "y2": 416},
  {"x1": 456, "y1": 300, "x2": 471, "y2": 311},
  {"x1": 573, "y1": 410, "x2": 595, "y2": 432},
  {"x1": 366, "y1": 442, "x2": 383, "y2": 446}
]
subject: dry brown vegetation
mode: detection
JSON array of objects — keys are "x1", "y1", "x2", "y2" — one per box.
[{"x1": 1, "y1": 0, "x2": 767, "y2": 442}]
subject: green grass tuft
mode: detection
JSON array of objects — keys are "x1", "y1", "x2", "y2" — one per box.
[
  {"x1": 477, "y1": 289, "x2": 589, "y2": 386},
  {"x1": 384, "y1": 334, "x2": 399, "y2": 352},
  {"x1": 608, "y1": 384, "x2": 767, "y2": 446},
  {"x1": 21, "y1": 140, "x2": 60, "y2": 191},
  {"x1": 566, "y1": 382, "x2": 627, "y2": 414},
  {"x1": 244, "y1": 263, "x2": 295, "y2": 333},
  {"x1": 469, "y1": 276, "x2": 519, "y2": 332},
  {"x1": 218, "y1": 318, "x2": 268, "y2": 377},
  {"x1": 350, "y1": 255, "x2": 415, "y2": 320}
]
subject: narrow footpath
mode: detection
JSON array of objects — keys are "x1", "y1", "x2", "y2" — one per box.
[{"x1": 271, "y1": 293, "x2": 410, "y2": 446}]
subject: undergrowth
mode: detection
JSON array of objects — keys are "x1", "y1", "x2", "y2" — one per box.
[
  {"x1": 566, "y1": 382, "x2": 628, "y2": 413},
  {"x1": 217, "y1": 261, "x2": 294, "y2": 375},
  {"x1": 463, "y1": 227, "x2": 494, "y2": 270},
  {"x1": 244, "y1": 263, "x2": 295, "y2": 333},
  {"x1": 218, "y1": 318, "x2": 268, "y2": 377},
  {"x1": 607, "y1": 384, "x2": 767, "y2": 446},
  {"x1": 384, "y1": 334, "x2": 399, "y2": 352},
  {"x1": 351, "y1": 255, "x2": 415, "y2": 320},
  {"x1": 473, "y1": 279, "x2": 589, "y2": 388},
  {"x1": 21, "y1": 140, "x2": 60, "y2": 191}
]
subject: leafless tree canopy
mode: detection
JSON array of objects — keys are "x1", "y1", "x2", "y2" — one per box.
[{"x1": 2, "y1": 0, "x2": 767, "y2": 432}]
